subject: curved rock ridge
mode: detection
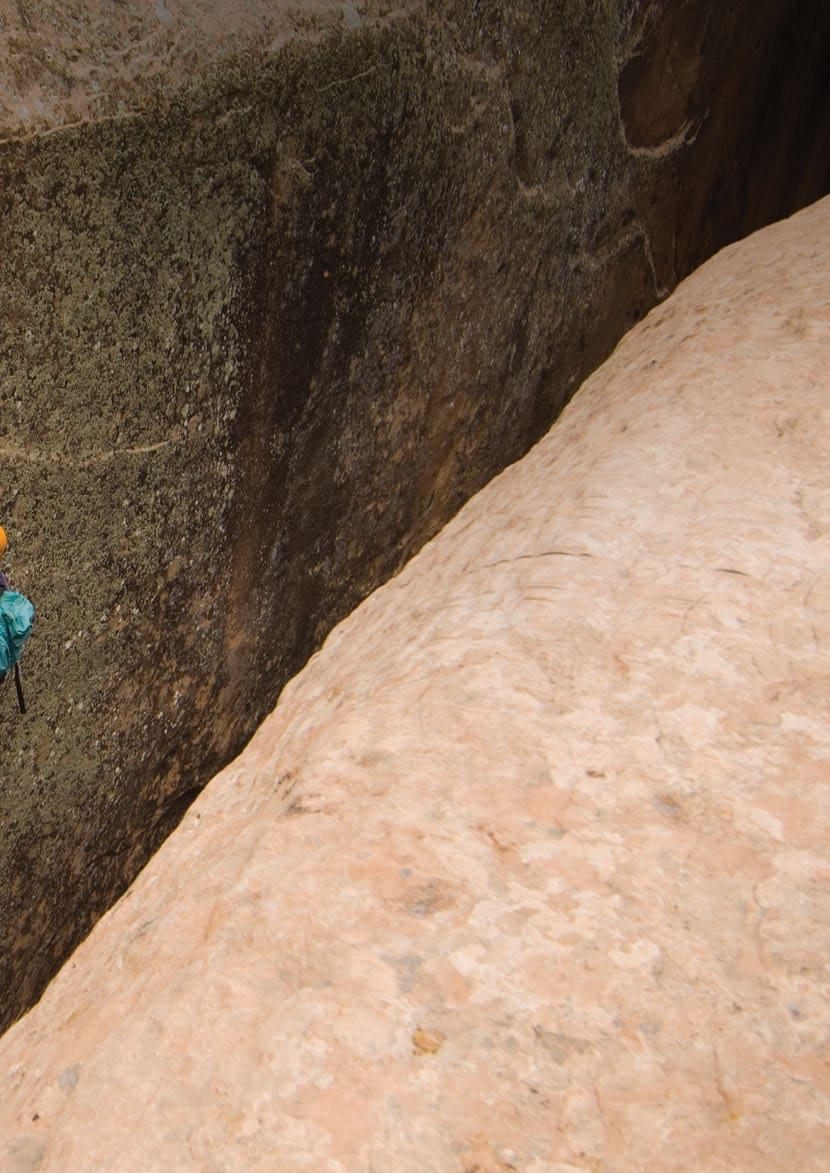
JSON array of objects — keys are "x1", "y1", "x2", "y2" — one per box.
[{"x1": 1, "y1": 195, "x2": 829, "y2": 1169}]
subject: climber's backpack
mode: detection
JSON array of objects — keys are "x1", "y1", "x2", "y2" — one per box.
[{"x1": 0, "y1": 590, "x2": 35, "y2": 713}]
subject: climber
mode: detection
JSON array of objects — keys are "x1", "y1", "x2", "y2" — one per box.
[
  {"x1": 0, "y1": 525, "x2": 9, "y2": 591},
  {"x1": 0, "y1": 526, "x2": 35, "y2": 714}
]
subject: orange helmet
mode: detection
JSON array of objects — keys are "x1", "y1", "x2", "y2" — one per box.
[{"x1": 0, "y1": 527, "x2": 7, "y2": 556}]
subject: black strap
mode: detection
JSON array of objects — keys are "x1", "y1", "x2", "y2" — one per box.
[{"x1": 14, "y1": 663, "x2": 25, "y2": 714}]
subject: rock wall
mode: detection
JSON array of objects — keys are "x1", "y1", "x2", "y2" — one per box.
[
  {"x1": 0, "y1": 194, "x2": 828, "y2": 1170},
  {"x1": 1, "y1": 0, "x2": 829, "y2": 1030}
]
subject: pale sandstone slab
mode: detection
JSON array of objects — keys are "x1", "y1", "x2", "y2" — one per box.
[{"x1": 1, "y1": 198, "x2": 829, "y2": 1170}]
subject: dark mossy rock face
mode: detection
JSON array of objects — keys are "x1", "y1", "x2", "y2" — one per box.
[{"x1": 0, "y1": 0, "x2": 828, "y2": 1030}]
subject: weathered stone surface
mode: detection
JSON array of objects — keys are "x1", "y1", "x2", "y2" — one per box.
[
  {"x1": 1, "y1": 1, "x2": 829, "y2": 1030},
  {"x1": 0, "y1": 0, "x2": 346, "y2": 132},
  {"x1": 0, "y1": 196, "x2": 828, "y2": 1170}
]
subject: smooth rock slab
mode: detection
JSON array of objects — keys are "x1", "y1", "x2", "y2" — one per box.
[{"x1": 1, "y1": 197, "x2": 829, "y2": 1170}]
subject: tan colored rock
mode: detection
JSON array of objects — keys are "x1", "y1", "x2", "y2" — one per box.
[
  {"x1": 0, "y1": 0, "x2": 363, "y2": 134},
  {"x1": 1, "y1": 197, "x2": 829, "y2": 1170}
]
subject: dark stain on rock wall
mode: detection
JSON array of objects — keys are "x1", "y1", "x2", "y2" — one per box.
[{"x1": 0, "y1": 0, "x2": 828, "y2": 1030}]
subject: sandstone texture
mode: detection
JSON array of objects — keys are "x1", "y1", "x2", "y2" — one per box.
[
  {"x1": 0, "y1": 0, "x2": 365, "y2": 132},
  {"x1": 1, "y1": 197, "x2": 828, "y2": 1170},
  {"x1": 1, "y1": 0, "x2": 829, "y2": 1029}
]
